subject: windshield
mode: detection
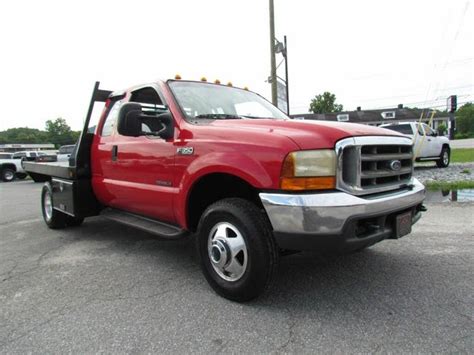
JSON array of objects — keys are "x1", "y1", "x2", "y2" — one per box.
[{"x1": 168, "y1": 81, "x2": 288, "y2": 121}]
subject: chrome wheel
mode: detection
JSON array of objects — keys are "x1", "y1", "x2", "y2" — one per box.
[
  {"x1": 44, "y1": 191, "x2": 53, "y2": 221},
  {"x1": 3, "y1": 170, "x2": 14, "y2": 181},
  {"x1": 442, "y1": 151, "x2": 449, "y2": 165},
  {"x1": 208, "y1": 222, "x2": 248, "y2": 282}
]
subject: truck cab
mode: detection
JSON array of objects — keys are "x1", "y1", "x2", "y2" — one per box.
[{"x1": 24, "y1": 79, "x2": 426, "y2": 301}]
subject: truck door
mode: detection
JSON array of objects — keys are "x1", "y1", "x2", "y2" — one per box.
[
  {"x1": 413, "y1": 123, "x2": 432, "y2": 158},
  {"x1": 111, "y1": 85, "x2": 176, "y2": 223},
  {"x1": 91, "y1": 98, "x2": 122, "y2": 204},
  {"x1": 422, "y1": 123, "x2": 442, "y2": 157}
]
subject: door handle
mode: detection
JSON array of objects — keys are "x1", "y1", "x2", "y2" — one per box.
[{"x1": 112, "y1": 145, "x2": 118, "y2": 161}]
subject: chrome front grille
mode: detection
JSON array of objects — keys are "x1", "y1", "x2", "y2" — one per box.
[{"x1": 336, "y1": 136, "x2": 414, "y2": 195}]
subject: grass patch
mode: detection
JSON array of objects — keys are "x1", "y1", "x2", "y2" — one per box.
[
  {"x1": 451, "y1": 148, "x2": 474, "y2": 163},
  {"x1": 424, "y1": 180, "x2": 474, "y2": 190}
]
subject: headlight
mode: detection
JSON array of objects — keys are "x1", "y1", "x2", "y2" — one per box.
[{"x1": 280, "y1": 150, "x2": 336, "y2": 191}]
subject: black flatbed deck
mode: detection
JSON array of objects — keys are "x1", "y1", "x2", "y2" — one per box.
[{"x1": 23, "y1": 161, "x2": 77, "y2": 180}]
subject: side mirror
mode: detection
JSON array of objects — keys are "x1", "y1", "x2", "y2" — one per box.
[
  {"x1": 117, "y1": 102, "x2": 174, "y2": 139},
  {"x1": 117, "y1": 103, "x2": 142, "y2": 137},
  {"x1": 154, "y1": 112, "x2": 174, "y2": 140}
]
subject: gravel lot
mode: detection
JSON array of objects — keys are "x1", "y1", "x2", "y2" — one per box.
[
  {"x1": 1, "y1": 181, "x2": 473, "y2": 353},
  {"x1": 414, "y1": 163, "x2": 474, "y2": 184}
]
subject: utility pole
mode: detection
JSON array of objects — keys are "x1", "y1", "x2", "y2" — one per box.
[
  {"x1": 269, "y1": 0, "x2": 277, "y2": 106},
  {"x1": 447, "y1": 95, "x2": 457, "y2": 139},
  {"x1": 284, "y1": 35, "x2": 289, "y2": 115}
]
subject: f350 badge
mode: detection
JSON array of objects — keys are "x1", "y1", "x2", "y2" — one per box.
[{"x1": 177, "y1": 147, "x2": 194, "y2": 155}]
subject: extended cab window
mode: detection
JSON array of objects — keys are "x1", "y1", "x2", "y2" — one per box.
[
  {"x1": 383, "y1": 124, "x2": 413, "y2": 135},
  {"x1": 101, "y1": 101, "x2": 121, "y2": 137}
]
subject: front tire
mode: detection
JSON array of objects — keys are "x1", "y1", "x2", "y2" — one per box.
[
  {"x1": 1, "y1": 168, "x2": 16, "y2": 182},
  {"x1": 436, "y1": 147, "x2": 450, "y2": 168},
  {"x1": 197, "y1": 198, "x2": 279, "y2": 302},
  {"x1": 41, "y1": 182, "x2": 67, "y2": 229},
  {"x1": 66, "y1": 216, "x2": 84, "y2": 227}
]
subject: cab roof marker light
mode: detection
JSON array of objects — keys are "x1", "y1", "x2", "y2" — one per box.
[
  {"x1": 227, "y1": 82, "x2": 233, "y2": 87},
  {"x1": 175, "y1": 74, "x2": 182, "y2": 80},
  {"x1": 214, "y1": 79, "x2": 221, "y2": 84},
  {"x1": 201, "y1": 77, "x2": 207, "y2": 82}
]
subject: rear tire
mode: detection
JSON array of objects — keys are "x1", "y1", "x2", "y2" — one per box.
[
  {"x1": 1, "y1": 168, "x2": 16, "y2": 182},
  {"x1": 436, "y1": 147, "x2": 450, "y2": 168},
  {"x1": 41, "y1": 182, "x2": 67, "y2": 229},
  {"x1": 197, "y1": 198, "x2": 279, "y2": 302}
]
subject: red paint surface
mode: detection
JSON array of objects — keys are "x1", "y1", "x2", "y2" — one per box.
[{"x1": 90, "y1": 80, "x2": 403, "y2": 229}]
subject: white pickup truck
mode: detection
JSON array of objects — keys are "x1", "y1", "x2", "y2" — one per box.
[
  {"x1": 380, "y1": 122, "x2": 451, "y2": 168},
  {"x1": 0, "y1": 153, "x2": 26, "y2": 182}
]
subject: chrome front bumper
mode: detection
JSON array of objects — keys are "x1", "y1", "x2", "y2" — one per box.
[{"x1": 260, "y1": 178, "x2": 425, "y2": 236}]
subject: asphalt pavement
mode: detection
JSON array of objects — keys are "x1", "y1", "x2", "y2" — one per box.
[{"x1": 0, "y1": 180, "x2": 473, "y2": 353}]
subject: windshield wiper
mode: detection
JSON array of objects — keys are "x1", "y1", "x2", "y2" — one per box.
[
  {"x1": 240, "y1": 115, "x2": 267, "y2": 119},
  {"x1": 193, "y1": 113, "x2": 243, "y2": 120}
]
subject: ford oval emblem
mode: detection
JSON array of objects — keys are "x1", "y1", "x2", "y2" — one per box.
[{"x1": 389, "y1": 160, "x2": 402, "y2": 171}]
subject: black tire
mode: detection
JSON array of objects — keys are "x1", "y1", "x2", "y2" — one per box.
[
  {"x1": 41, "y1": 182, "x2": 67, "y2": 229},
  {"x1": 66, "y1": 216, "x2": 84, "y2": 227},
  {"x1": 436, "y1": 146, "x2": 450, "y2": 168},
  {"x1": 16, "y1": 173, "x2": 27, "y2": 180},
  {"x1": 1, "y1": 168, "x2": 16, "y2": 182},
  {"x1": 197, "y1": 198, "x2": 279, "y2": 302}
]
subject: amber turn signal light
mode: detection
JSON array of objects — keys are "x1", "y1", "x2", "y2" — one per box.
[{"x1": 280, "y1": 177, "x2": 336, "y2": 191}]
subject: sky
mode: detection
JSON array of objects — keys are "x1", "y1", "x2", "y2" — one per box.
[{"x1": 0, "y1": 0, "x2": 472, "y2": 131}]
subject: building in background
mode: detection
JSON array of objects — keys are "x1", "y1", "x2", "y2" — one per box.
[
  {"x1": 291, "y1": 105, "x2": 449, "y2": 132},
  {"x1": 0, "y1": 143, "x2": 55, "y2": 153}
]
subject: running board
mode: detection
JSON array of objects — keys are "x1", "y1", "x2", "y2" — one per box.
[{"x1": 101, "y1": 208, "x2": 187, "y2": 239}]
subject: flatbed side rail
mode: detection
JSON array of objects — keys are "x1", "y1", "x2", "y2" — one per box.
[{"x1": 71, "y1": 81, "x2": 113, "y2": 173}]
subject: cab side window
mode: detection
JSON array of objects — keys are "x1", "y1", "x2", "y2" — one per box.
[
  {"x1": 422, "y1": 124, "x2": 436, "y2": 136},
  {"x1": 416, "y1": 124, "x2": 424, "y2": 136},
  {"x1": 130, "y1": 87, "x2": 168, "y2": 133},
  {"x1": 12, "y1": 152, "x2": 26, "y2": 159}
]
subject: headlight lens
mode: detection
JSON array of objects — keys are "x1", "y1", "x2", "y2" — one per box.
[{"x1": 280, "y1": 150, "x2": 336, "y2": 190}]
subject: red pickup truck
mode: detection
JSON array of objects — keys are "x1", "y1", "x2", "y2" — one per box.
[{"x1": 24, "y1": 80, "x2": 426, "y2": 301}]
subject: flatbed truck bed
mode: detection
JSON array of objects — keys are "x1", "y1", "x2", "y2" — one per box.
[{"x1": 23, "y1": 161, "x2": 77, "y2": 180}]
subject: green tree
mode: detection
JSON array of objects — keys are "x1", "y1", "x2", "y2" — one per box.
[
  {"x1": 45, "y1": 118, "x2": 79, "y2": 147},
  {"x1": 456, "y1": 102, "x2": 474, "y2": 136},
  {"x1": 437, "y1": 123, "x2": 447, "y2": 136},
  {"x1": 0, "y1": 127, "x2": 49, "y2": 144},
  {"x1": 309, "y1": 92, "x2": 344, "y2": 114}
]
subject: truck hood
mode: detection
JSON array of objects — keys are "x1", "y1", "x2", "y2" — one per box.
[{"x1": 210, "y1": 119, "x2": 404, "y2": 150}]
